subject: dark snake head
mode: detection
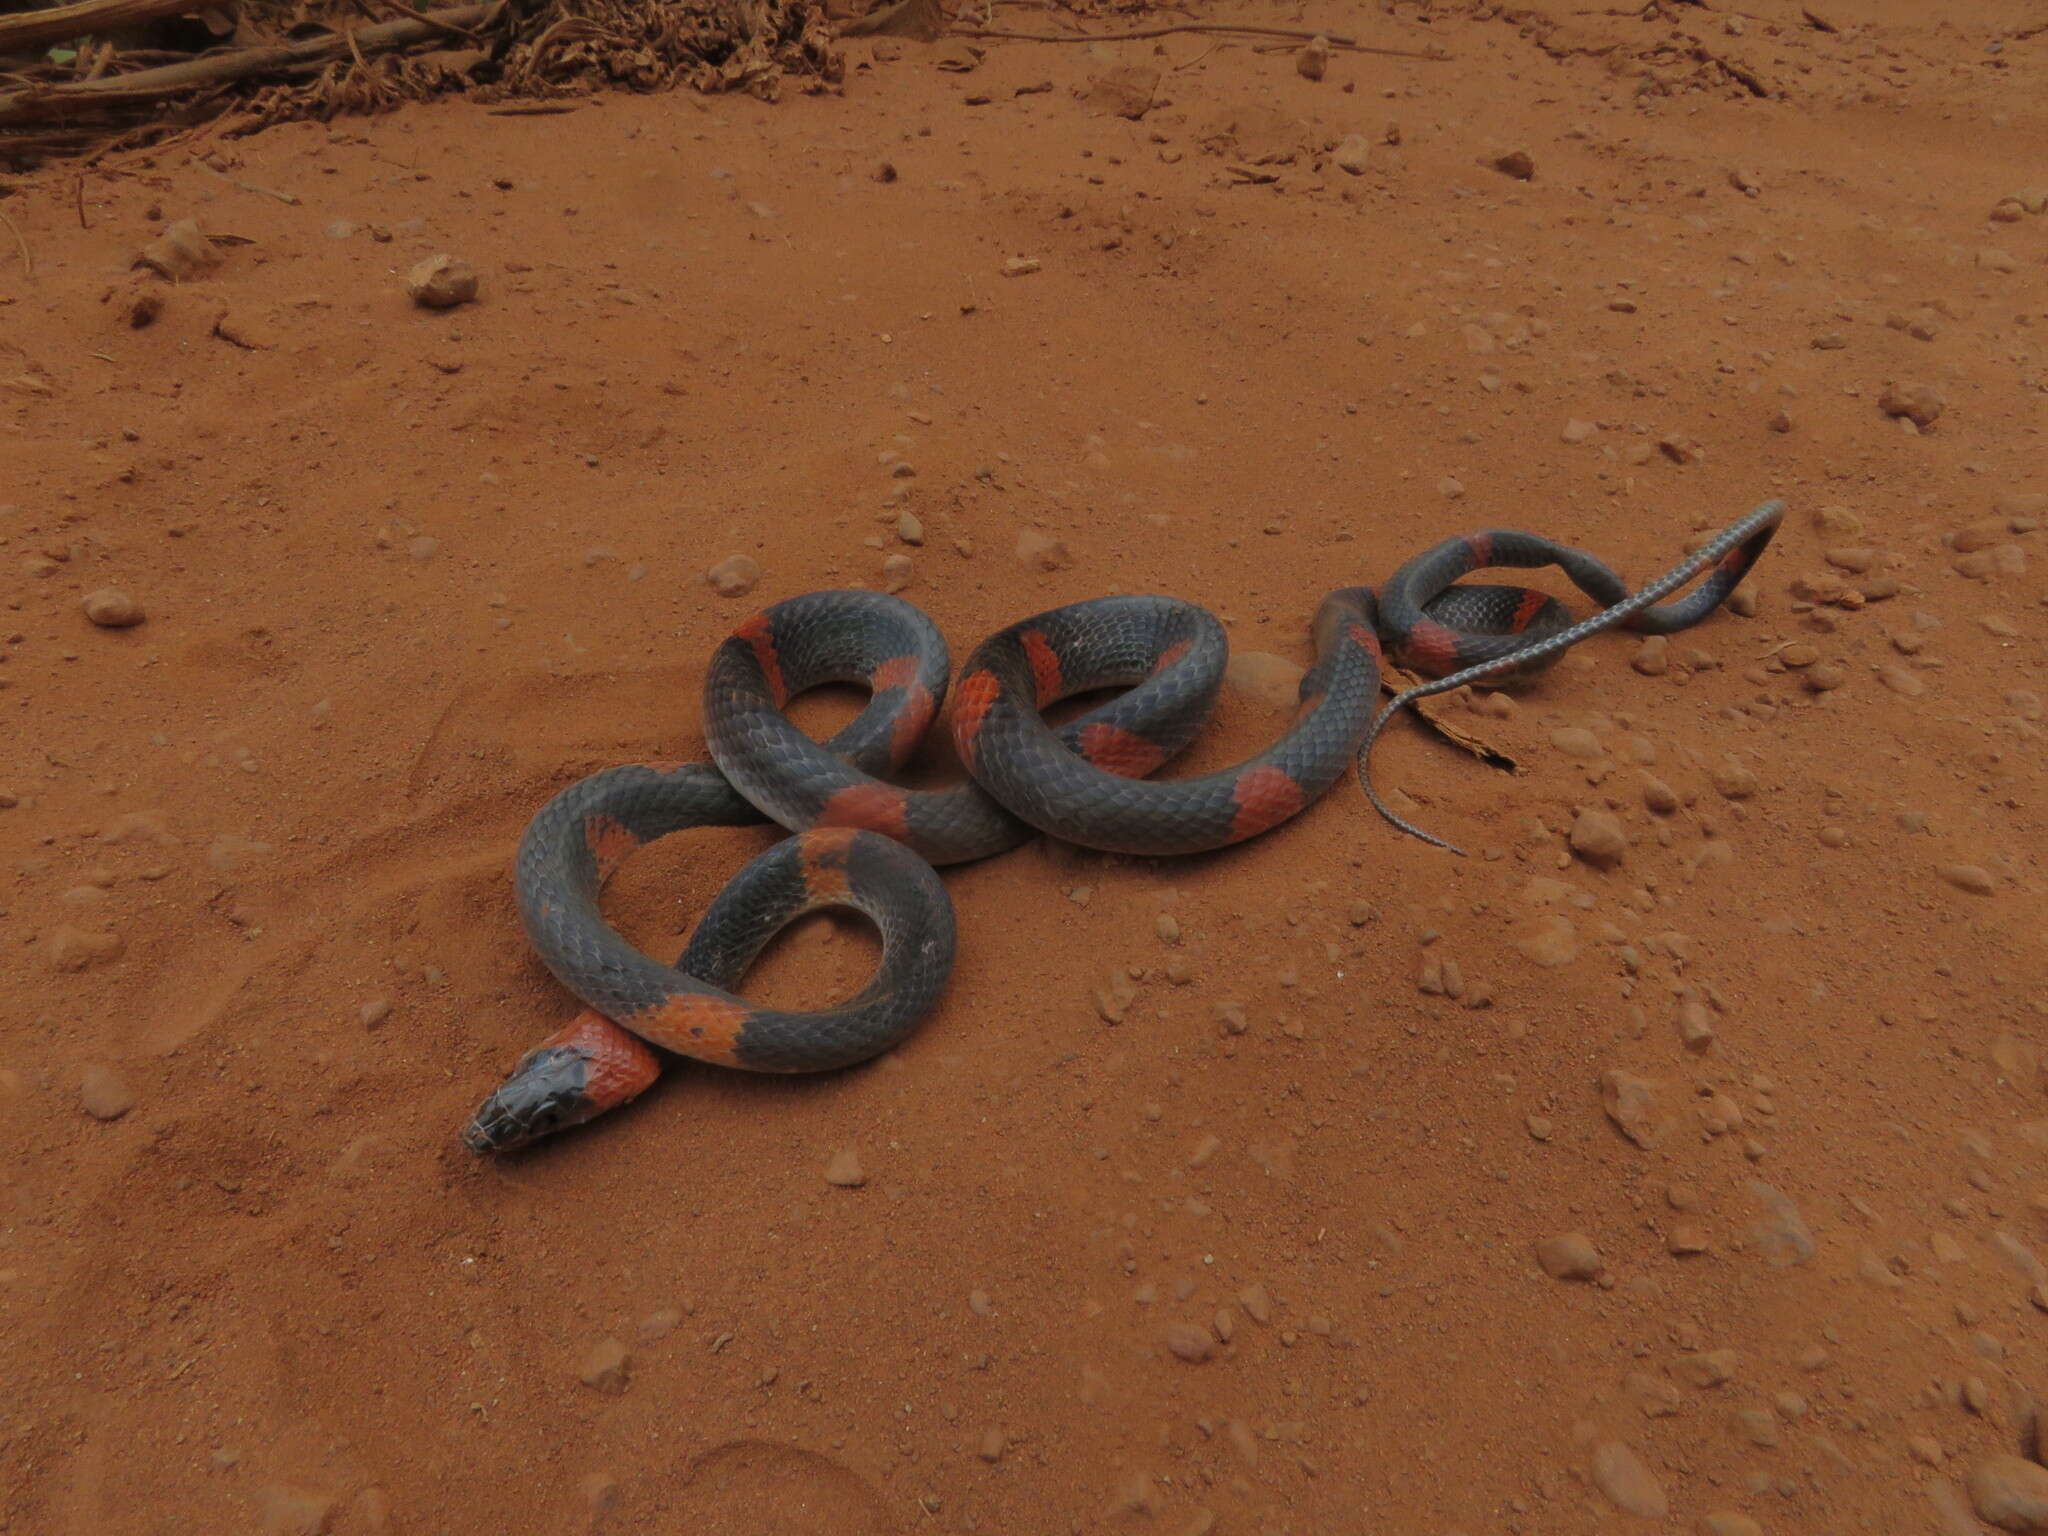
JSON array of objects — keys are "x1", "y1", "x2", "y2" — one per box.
[{"x1": 462, "y1": 1045, "x2": 601, "y2": 1154}]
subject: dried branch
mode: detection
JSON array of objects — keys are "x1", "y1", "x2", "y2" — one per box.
[
  {"x1": 0, "y1": 206, "x2": 31, "y2": 278},
  {"x1": 948, "y1": 22, "x2": 1452, "y2": 61},
  {"x1": 0, "y1": 0, "x2": 216, "y2": 54},
  {"x1": 0, "y1": 4, "x2": 493, "y2": 126}
]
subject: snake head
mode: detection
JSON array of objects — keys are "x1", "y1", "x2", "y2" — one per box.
[
  {"x1": 461, "y1": 1045, "x2": 601, "y2": 1154},
  {"x1": 462, "y1": 1013, "x2": 662, "y2": 1154}
]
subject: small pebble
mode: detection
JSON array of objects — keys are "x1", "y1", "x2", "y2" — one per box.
[
  {"x1": 1711, "y1": 757, "x2": 1758, "y2": 798},
  {"x1": 1490, "y1": 149, "x2": 1536, "y2": 180},
  {"x1": 1939, "y1": 864, "x2": 1994, "y2": 896},
  {"x1": 578, "y1": 1337, "x2": 631, "y2": 1394},
  {"x1": 1535, "y1": 1232, "x2": 1601, "y2": 1281},
  {"x1": 880, "y1": 553, "x2": 914, "y2": 593},
  {"x1": 1627, "y1": 1372, "x2": 1682, "y2": 1417},
  {"x1": 1969, "y1": 1456, "x2": 2048, "y2": 1531},
  {"x1": 405, "y1": 254, "x2": 479, "y2": 310},
  {"x1": 637, "y1": 1307, "x2": 683, "y2": 1343},
  {"x1": 1095, "y1": 973, "x2": 1137, "y2": 1024},
  {"x1": 1166, "y1": 1323, "x2": 1215, "y2": 1363},
  {"x1": 1590, "y1": 1441, "x2": 1667, "y2": 1520},
  {"x1": 1670, "y1": 1349, "x2": 1738, "y2": 1388},
  {"x1": 581, "y1": 1473, "x2": 620, "y2": 1516},
  {"x1": 1951, "y1": 520, "x2": 2010, "y2": 554},
  {"x1": 1878, "y1": 381, "x2": 1944, "y2": 427},
  {"x1": 257, "y1": 1486, "x2": 335, "y2": 1536},
  {"x1": 1331, "y1": 134, "x2": 1374, "y2": 176},
  {"x1": 1735, "y1": 1408, "x2": 1779, "y2": 1448},
  {"x1": 824, "y1": 1149, "x2": 866, "y2": 1187},
  {"x1": 79, "y1": 1065, "x2": 135, "y2": 1121},
  {"x1": 896, "y1": 512, "x2": 924, "y2": 545},
  {"x1": 1568, "y1": 809, "x2": 1628, "y2": 869},
  {"x1": 1515, "y1": 914, "x2": 1578, "y2": 968},
  {"x1": 49, "y1": 926, "x2": 123, "y2": 972},
  {"x1": 1675, "y1": 995, "x2": 1716, "y2": 1053},
  {"x1": 1237, "y1": 1283, "x2": 1272, "y2": 1325},
  {"x1": 1601, "y1": 1069, "x2": 1663, "y2": 1147},
  {"x1": 707, "y1": 555, "x2": 761, "y2": 597},
  {"x1": 82, "y1": 588, "x2": 145, "y2": 628},
  {"x1": 1549, "y1": 727, "x2": 1603, "y2": 760},
  {"x1": 1701, "y1": 1513, "x2": 1763, "y2": 1536},
  {"x1": 135, "y1": 218, "x2": 223, "y2": 281}
]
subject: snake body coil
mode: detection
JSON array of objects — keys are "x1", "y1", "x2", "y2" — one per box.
[{"x1": 464, "y1": 501, "x2": 1783, "y2": 1152}]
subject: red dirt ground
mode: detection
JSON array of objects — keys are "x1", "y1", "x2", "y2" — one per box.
[{"x1": 3, "y1": 3, "x2": 2046, "y2": 1532}]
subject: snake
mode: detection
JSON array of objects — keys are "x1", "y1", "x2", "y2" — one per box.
[{"x1": 462, "y1": 500, "x2": 1783, "y2": 1152}]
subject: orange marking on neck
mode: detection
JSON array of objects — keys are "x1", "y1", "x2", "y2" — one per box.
[
  {"x1": 630, "y1": 992, "x2": 751, "y2": 1066},
  {"x1": 1019, "y1": 628, "x2": 1064, "y2": 707},
  {"x1": 540, "y1": 1009, "x2": 661, "y2": 1111},
  {"x1": 799, "y1": 826, "x2": 861, "y2": 905},
  {"x1": 582, "y1": 814, "x2": 643, "y2": 884},
  {"x1": 732, "y1": 612, "x2": 789, "y2": 705},
  {"x1": 1227, "y1": 765, "x2": 1306, "y2": 843},
  {"x1": 950, "y1": 669, "x2": 1002, "y2": 769},
  {"x1": 1150, "y1": 638, "x2": 1194, "y2": 675},
  {"x1": 1078, "y1": 722, "x2": 1168, "y2": 779},
  {"x1": 818, "y1": 782, "x2": 911, "y2": 841}
]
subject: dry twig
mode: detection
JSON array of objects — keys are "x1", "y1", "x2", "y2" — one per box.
[
  {"x1": 358, "y1": 0, "x2": 486, "y2": 43},
  {"x1": 949, "y1": 22, "x2": 1451, "y2": 61},
  {"x1": 0, "y1": 206, "x2": 31, "y2": 278},
  {"x1": 193, "y1": 158, "x2": 300, "y2": 203},
  {"x1": 0, "y1": 4, "x2": 493, "y2": 126},
  {"x1": 0, "y1": 0, "x2": 215, "y2": 54}
]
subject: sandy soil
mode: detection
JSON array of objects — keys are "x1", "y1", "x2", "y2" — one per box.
[{"x1": 3, "y1": 2, "x2": 2047, "y2": 1532}]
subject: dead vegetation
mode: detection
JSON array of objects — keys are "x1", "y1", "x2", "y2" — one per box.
[{"x1": 0, "y1": 0, "x2": 841, "y2": 166}]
